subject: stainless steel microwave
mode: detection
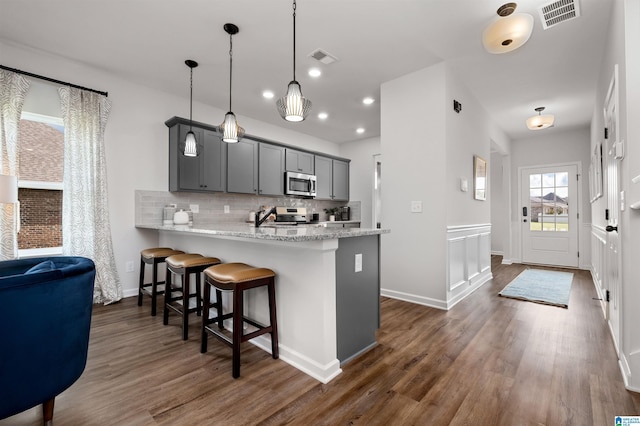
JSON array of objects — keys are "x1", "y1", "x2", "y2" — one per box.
[{"x1": 285, "y1": 171, "x2": 317, "y2": 197}]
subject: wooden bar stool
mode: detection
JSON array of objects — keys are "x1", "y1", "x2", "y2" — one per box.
[
  {"x1": 138, "y1": 247, "x2": 184, "y2": 316},
  {"x1": 163, "y1": 253, "x2": 221, "y2": 340},
  {"x1": 201, "y1": 262, "x2": 279, "y2": 378}
]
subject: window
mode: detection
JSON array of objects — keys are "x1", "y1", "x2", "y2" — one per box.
[
  {"x1": 528, "y1": 172, "x2": 569, "y2": 232},
  {"x1": 17, "y1": 111, "x2": 64, "y2": 256}
]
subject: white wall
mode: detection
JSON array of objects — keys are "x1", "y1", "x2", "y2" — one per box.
[
  {"x1": 509, "y1": 127, "x2": 591, "y2": 264},
  {"x1": 444, "y1": 63, "x2": 491, "y2": 227},
  {"x1": 380, "y1": 62, "x2": 495, "y2": 308},
  {"x1": 1, "y1": 40, "x2": 340, "y2": 297},
  {"x1": 339, "y1": 136, "x2": 380, "y2": 229},
  {"x1": 380, "y1": 63, "x2": 448, "y2": 304},
  {"x1": 490, "y1": 151, "x2": 506, "y2": 255}
]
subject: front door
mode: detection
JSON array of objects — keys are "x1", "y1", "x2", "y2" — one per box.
[{"x1": 521, "y1": 164, "x2": 579, "y2": 267}]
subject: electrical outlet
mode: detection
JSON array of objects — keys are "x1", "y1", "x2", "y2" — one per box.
[
  {"x1": 189, "y1": 204, "x2": 199, "y2": 213},
  {"x1": 125, "y1": 261, "x2": 135, "y2": 273},
  {"x1": 355, "y1": 253, "x2": 362, "y2": 273},
  {"x1": 411, "y1": 201, "x2": 423, "y2": 213},
  {"x1": 224, "y1": 205, "x2": 230, "y2": 214}
]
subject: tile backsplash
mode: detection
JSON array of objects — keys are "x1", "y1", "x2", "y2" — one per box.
[{"x1": 135, "y1": 190, "x2": 360, "y2": 225}]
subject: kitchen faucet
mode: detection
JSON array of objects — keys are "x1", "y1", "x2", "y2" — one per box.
[{"x1": 255, "y1": 206, "x2": 277, "y2": 227}]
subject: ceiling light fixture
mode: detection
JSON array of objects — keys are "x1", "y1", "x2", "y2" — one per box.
[
  {"x1": 262, "y1": 90, "x2": 275, "y2": 99},
  {"x1": 308, "y1": 68, "x2": 321, "y2": 77},
  {"x1": 219, "y1": 23, "x2": 245, "y2": 143},
  {"x1": 362, "y1": 97, "x2": 375, "y2": 105},
  {"x1": 482, "y1": 2, "x2": 534, "y2": 54},
  {"x1": 356, "y1": 128, "x2": 365, "y2": 134},
  {"x1": 277, "y1": 0, "x2": 312, "y2": 122},
  {"x1": 183, "y1": 59, "x2": 199, "y2": 157},
  {"x1": 318, "y1": 112, "x2": 328, "y2": 120},
  {"x1": 526, "y1": 106, "x2": 555, "y2": 130}
]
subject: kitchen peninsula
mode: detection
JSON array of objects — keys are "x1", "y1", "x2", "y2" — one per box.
[{"x1": 136, "y1": 222, "x2": 389, "y2": 383}]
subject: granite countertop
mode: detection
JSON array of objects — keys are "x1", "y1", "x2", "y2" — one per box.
[{"x1": 136, "y1": 223, "x2": 389, "y2": 242}]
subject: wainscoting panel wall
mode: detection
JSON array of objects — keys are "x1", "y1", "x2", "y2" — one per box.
[
  {"x1": 591, "y1": 225, "x2": 607, "y2": 316},
  {"x1": 447, "y1": 224, "x2": 493, "y2": 309}
]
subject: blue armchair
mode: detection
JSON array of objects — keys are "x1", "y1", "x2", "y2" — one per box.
[{"x1": 0, "y1": 256, "x2": 95, "y2": 425}]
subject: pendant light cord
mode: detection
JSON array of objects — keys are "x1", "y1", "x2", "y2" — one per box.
[
  {"x1": 292, "y1": 0, "x2": 297, "y2": 81},
  {"x1": 189, "y1": 66, "x2": 193, "y2": 131},
  {"x1": 229, "y1": 33, "x2": 233, "y2": 112}
]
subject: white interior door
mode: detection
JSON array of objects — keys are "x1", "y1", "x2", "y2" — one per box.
[
  {"x1": 604, "y1": 66, "x2": 621, "y2": 354},
  {"x1": 521, "y1": 164, "x2": 579, "y2": 267}
]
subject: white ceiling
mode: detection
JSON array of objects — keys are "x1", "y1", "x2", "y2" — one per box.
[{"x1": 0, "y1": 0, "x2": 613, "y2": 144}]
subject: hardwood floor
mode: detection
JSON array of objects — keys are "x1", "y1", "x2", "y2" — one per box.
[{"x1": 3, "y1": 257, "x2": 639, "y2": 425}]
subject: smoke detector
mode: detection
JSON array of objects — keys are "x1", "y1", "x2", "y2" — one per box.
[{"x1": 539, "y1": 0, "x2": 581, "y2": 30}]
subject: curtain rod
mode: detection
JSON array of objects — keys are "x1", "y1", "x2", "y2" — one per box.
[{"x1": 0, "y1": 64, "x2": 108, "y2": 97}]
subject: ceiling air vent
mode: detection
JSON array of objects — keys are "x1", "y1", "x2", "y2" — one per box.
[
  {"x1": 309, "y1": 49, "x2": 338, "y2": 65},
  {"x1": 539, "y1": 0, "x2": 581, "y2": 30}
]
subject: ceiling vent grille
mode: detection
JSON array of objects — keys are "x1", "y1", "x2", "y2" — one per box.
[
  {"x1": 309, "y1": 49, "x2": 338, "y2": 65},
  {"x1": 539, "y1": 0, "x2": 581, "y2": 30}
]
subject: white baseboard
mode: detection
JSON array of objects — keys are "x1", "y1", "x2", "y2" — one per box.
[{"x1": 380, "y1": 288, "x2": 447, "y2": 310}]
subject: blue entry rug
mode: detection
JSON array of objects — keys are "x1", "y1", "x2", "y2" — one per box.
[{"x1": 498, "y1": 269, "x2": 573, "y2": 308}]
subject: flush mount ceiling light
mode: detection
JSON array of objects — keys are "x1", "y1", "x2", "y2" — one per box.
[
  {"x1": 218, "y1": 23, "x2": 245, "y2": 143},
  {"x1": 482, "y1": 2, "x2": 534, "y2": 54},
  {"x1": 526, "y1": 106, "x2": 555, "y2": 130},
  {"x1": 184, "y1": 59, "x2": 199, "y2": 157},
  {"x1": 277, "y1": 0, "x2": 312, "y2": 122}
]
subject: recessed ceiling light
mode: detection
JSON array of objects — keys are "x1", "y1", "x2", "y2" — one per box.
[
  {"x1": 356, "y1": 128, "x2": 365, "y2": 134},
  {"x1": 362, "y1": 97, "x2": 375, "y2": 105},
  {"x1": 318, "y1": 112, "x2": 328, "y2": 120},
  {"x1": 308, "y1": 68, "x2": 322, "y2": 78},
  {"x1": 262, "y1": 90, "x2": 274, "y2": 99}
]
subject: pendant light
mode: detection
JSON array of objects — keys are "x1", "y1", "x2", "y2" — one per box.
[
  {"x1": 526, "y1": 106, "x2": 555, "y2": 130},
  {"x1": 218, "y1": 23, "x2": 244, "y2": 143},
  {"x1": 183, "y1": 59, "x2": 199, "y2": 157},
  {"x1": 277, "y1": 0, "x2": 312, "y2": 122},
  {"x1": 482, "y1": 2, "x2": 534, "y2": 54}
]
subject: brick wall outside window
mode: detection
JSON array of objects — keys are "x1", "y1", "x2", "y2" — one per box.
[
  {"x1": 17, "y1": 118, "x2": 64, "y2": 250},
  {"x1": 17, "y1": 188, "x2": 63, "y2": 249}
]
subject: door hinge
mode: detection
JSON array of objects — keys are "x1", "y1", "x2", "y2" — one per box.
[
  {"x1": 577, "y1": 212, "x2": 579, "y2": 219},
  {"x1": 577, "y1": 173, "x2": 579, "y2": 181},
  {"x1": 606, "y1": 290, "x2": 610, "y2": 302},
  {"x1": 577, "y1": 251, "x2": 580, "y2": 258},
  {"x1": 605, "y1": 127, "x2": 609, "y2": 139}
]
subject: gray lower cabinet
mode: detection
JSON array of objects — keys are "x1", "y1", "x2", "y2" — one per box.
[
  {"x1": 168, "y1": 118, "x2": 226, "y2": 192},
  {"x1": 285, "y1": 149, "x2": 314, "y2": 174},
  {"x1": 259, "y1": 143, "x2": 285, "y2": 196},
  {"x1": 227, "y1": 139, "x2": 258, "y2": 194},
  {"x1": 336, "y1": 234, "x2": 380, "y2": 363},
  {"x1": 315, "y1": 155, "x2": 350, "y2": 201}
]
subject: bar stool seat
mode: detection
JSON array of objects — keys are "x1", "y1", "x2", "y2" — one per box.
[
  {"x1": 138, "y1": 247, "x2": 184, "y2": 316},
  {"x1": 163, "y1": 253, "x2": 221, "y2": 340},
  {"x1": 201, "y1": 262, "x2": 279, "y2": 378}
]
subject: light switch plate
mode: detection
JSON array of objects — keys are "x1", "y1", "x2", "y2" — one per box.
[
  {"x1": 411, "y1": 201, "x2": 422, "y2": 213},
  {"x1": 224, "y1": 205, "x2": 230, "y2": 214},
  {"x1": 460, "y1": 178, "x2": 468, "y2": 192}
]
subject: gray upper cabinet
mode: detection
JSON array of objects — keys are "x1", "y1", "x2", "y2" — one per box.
[
  {"x1": 315, "y1": 155, "x2": 350, "y2": 201},
  {"x1": 227, "y1": 139, "x2": 259, "y2": 194},
  {"x1": 285, "y1": 149, "x2": 314, "y2": 174},
  {"x1": 332, "y1": 159, "x2": 349, "y2": 201},
  {"x1": 167, "y1": 117, "x2": 226, "y2": 193},
  {"x1": 259, "y1": 143, "x2": 285, "y2": 196},
  {"x1": 315, "y1": 155, "x2": 333, "y2": 200}
]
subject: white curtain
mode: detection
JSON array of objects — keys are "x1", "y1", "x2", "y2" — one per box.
[
  {"x1": 59, "y1": 87, "x2": 122, "y2": 304},
  {"x1": 0, "y1": 70, "x2": 30, "y2": 260}
]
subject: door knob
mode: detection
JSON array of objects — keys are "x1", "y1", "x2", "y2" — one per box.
[{"x1": 605, "y1": 225, "x2": 618, "y2": 232}]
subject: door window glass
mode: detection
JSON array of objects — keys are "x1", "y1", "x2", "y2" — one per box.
[{"x1": 529, "y1": 171, "x2": 569, "y2": 232}]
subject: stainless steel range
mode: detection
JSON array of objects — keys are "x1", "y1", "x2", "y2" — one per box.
[{"x1": 275, "y1": 207, "x2": 308, "y2": 224}]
